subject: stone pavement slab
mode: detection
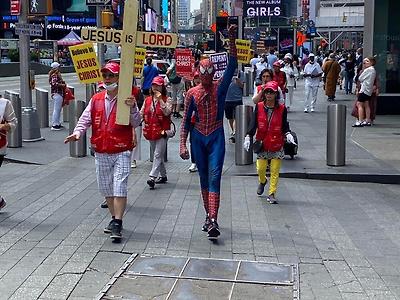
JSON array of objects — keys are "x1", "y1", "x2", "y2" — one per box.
[{"x1": 1, "y1": 158, "x2": 400, "y2": 299}]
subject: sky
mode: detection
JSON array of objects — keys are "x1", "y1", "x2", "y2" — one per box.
[{"x1": 190, "y1": 0, "x2": 201, "y2": 12}]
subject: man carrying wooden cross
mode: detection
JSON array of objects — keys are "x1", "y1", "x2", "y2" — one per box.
[{"x1": 64, "y1": 62, "x2": 141, "y2": 242}]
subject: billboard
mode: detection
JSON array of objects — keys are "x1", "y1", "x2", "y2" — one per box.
[{"x1": 243, "y1": 0, "x2": 282, "y2": 18}]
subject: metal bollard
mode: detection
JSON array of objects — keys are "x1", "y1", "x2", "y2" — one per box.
[
  {"x1": 62, "y1": 86, "x2": 74, "y2": 122},
  {"x1": 21, "y1": 107, "x2": 44, "y2": 142},
  {"x1": 4, "y1": 91, "x2": 22, "y2": 148},
  {"x1": 69, "y1": 100, "x2": 87, "y2": 157},
  {"x1": 235, "y1": 105, "x2": 253, "y2": 165},
  {"x1": 35, "y1": 88, "x2": 49, "y2": 128},
  {"x1": 149, "y1": 140, "x2": 168, "y2": 162},
  {"x1": 327, "y1": 104, "x2": 346, "y2": 166}
]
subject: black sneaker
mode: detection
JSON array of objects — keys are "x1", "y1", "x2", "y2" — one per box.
[
  {"x1": 110, "y1": 221, "x2": 122, "y2": 242},
  {"x1": 207, "y1": 219, "x2": 220, "y2": 240},
  {"x1": 147, "y1": 178, "x2": 155, "y2": 189},
  {"x1": 267, "y1": 194, "x2": 278, "y2": 204},
  {"x1": 0, "y1": 197, "x2": 6, "y2": 211},
  {"x1": 100, "y1": 200, "x2": 108, "y2": 208},
  {"x1": 257, "y1": 181, "x2": 267, "y2": 196},
  {"x1": 104, "y1": 219, "x2": 115, "y2": 234},
  {"x1": 174, "y1": 113, "x2": 183, "y2": 119},
  {"x1": 229, "y1": 133, "x2": 235, "y2": 143},
  {"x1": 202, "y1": 216, "x2": 211, "y2": 232},
  {"x1": 51, "y1": 125, "x2": 63, "y2": 131},
  {"x1": 155, "y1": 176, "x2": 168, "y2": 184}
]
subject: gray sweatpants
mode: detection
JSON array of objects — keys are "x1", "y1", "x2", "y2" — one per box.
[{"x1": 149, "y1": 138, "x2": 167, "y2": 178}]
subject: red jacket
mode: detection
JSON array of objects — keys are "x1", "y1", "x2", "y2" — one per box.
[
  {"x1": 142, "y1": 96, "x2": 171, "y2": 141},
  {"x1": 273, "y1": 71, "x2": 286, "y2": 93},
  {"x1": 255, "y1": 102, "x2": 285, "y2": 152},
  {"x1": 90, "y1": 91, "x2": 133, "y2": 153}
]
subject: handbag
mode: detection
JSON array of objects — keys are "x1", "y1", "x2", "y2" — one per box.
[
  {"x1": 253, "y1": 140, "x2": 263, "y2": 154},
  {"x1": 62, "y1": 87, "x2": 75, "y2": 107}
]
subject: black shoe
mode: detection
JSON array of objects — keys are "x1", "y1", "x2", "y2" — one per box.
[
  {"x1": 104, "y1": 219, "x2": 115, "y2": 234},
  {"x1": 101, "y1": 200, "x2": 108, "y2": 208},
  {"x1": 257, "y1": 181, "x2": 267, "y2": 196},
  {"x1": 229, "y1": 135, "x2": 235, "y2": 143},
  {"x1": 202, "y1": 216, "x2": 211, "y2": 232},
  {"x1": 0, "y1": 197, "x2": 6, "y2": 211},
  {"x1": 147, "y1": 178, "x2": 155, "y2": 189},
  {"x1": 207, "y1": 219, "x2": 220, "y2": 240},
  {"x1": 51, "y1": 125, "x2": 64, "y2": 131},
  {"x1": 155, "y1": 176, "x2": 168, "y2": 184},
  {"x1": 175, "y1": 113, "x2": 183, "y2": 118},
  {"x1": 110, "y1": 221, "x2": 122, "y2": 242}
]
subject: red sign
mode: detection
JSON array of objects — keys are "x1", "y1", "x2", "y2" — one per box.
[
  {"x1": 175, "y1": 49, "x2": 194, "y2": 80},
  {"x1": 10, "y1": 0, "x2": 21, "y2": 15}
]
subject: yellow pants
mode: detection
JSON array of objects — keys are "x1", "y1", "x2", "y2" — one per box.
[{"x1": 256, "y1": 158, "x2": 282, "y2": 196}]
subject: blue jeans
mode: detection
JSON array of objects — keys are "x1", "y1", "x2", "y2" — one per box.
[
  {"x1": 51, "y1": 93, "x2": 63, "y2": 126},
  {"x1": 345, "y1": 71, "x2": 354, "y2": 94}
]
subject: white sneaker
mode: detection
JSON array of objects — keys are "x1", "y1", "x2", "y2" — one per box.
[
  {"x1": 131, "y1": 160, "x2": 137, "y2": 168},
  {"x1": 311, "y1": 108, "x2": 315, "y2": 112},
  {"x1": 304, "y1": 108, "x2": 309, "y2": 113},
  {"x1": 188, "y1": 163, "x2": 197, "y2": 172}
]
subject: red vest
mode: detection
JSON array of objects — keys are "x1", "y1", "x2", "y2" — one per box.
[
  {"x1": 90, "y1": 91, "x2": 133, "y2": 153},
  {"x1": 0, "y1": 123, "x2": 6, "y2": 148},
  {"x1": 255, "y1": 102, "x2": 285, "y2": 152},
  {"x1": 142, "y1": 96, "x2": 171, "y2": 141}
]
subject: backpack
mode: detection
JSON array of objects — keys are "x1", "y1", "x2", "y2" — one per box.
[{"x1": 167, "y1": 66, "x2": 182, "y2": 84}]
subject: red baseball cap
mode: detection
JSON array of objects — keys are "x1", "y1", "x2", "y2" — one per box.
[
  {"x1": 273, "y1": 61, "x2": 281, "y2": 67},
  {"x1": 263, "y1": 81, "x2": 279, "y2": 92},
  {"x1": 152, "y1": 76, "x2": 165, "y2": 86},
  {"x1": 101, "y1": 62, "x2": 120, "y2": 74}
]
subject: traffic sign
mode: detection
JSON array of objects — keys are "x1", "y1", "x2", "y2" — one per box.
[
  {"x1": 86, "y1": 0, "x2": 111, "y2": 5},
  {"x1": 15, "y1": 23, "x2": 43, "y2": 37},
  {"x1": 10, "y1": 0, "x2": 21, "y2": 16}
]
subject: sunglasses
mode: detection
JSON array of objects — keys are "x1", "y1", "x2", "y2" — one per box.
[
  {"x1": 199, "y1": 65, "x2": 214, "y2": 74},
  {"x1": 102, "y1": 73, "x2": 118, "y2": 79},
  {"x1": 264, "y1": 89, "x2": 276, "y2": 94}
]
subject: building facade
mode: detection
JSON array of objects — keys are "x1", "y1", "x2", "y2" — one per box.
[{"x1": 178, "y1": 0, "x2": 190, "y2": 29}]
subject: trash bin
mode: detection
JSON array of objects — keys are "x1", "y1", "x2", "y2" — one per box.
[
  {"x1": 63, "y1": 86, "x2": 74, "y2": 122},
  {"x1": 69, "y1": 100, "x2": 86, "y2": 157},
  {"x1": 235, "y1": 105, "x2": 253, "y2": 165},
  {"x1": 35, "y1": 88, "x2": 49, "y2": 128},
  {"x1": 327, "y1": 104, "x2": 346, "y2": 166},
  {"x1": 4, "y1": 91, "x2": 22, "y2": 148}
]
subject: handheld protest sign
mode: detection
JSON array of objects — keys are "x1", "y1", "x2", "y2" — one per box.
[
  {"x1": 69, "y1": 43, "x2": 101, "y2": 84},
  {"x1": 235, "y1": 39, "x2": 251, "y2": 64}
]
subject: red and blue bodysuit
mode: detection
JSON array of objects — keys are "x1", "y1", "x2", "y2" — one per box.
[{"x1": 180, "y1": 27, "x2": 237, "y2": 240}]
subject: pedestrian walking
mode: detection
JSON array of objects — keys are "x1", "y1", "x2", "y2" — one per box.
[
  {"x1": 49, "y1": 62, "x2": 66, "y2": 131},
  {"x1": 225, "y1": 69, "x2": 244, "y2": 143},
  {"x1": 344, "y1": 54, "x2": 356, "y2": 94},
  {"x1": 281, "y1": 54, "x2": 299, "y2": 111},
  {"x1": 352, "y1": 57, "x2": 377, "y2": 127},
  {"x1": 64, "y1": 62, "x2": 141, "y2": 242},
  {"x1": 130, "y1": 80, "x2": 144, "y2": 168},
  {"x1": 243, "y1": 81, "x2": 295, "y2": 204},
  {"x1": 0, "y1": 96, "x2": 17, "y2": 211},
  {"x1": 253, "y1": 69, "x2": 284, "y2": 104},
  {"x1": 303, "y1": 53, "x2": 323, "y2": 113},
  {"x1": 272, "y1": 61, "x2": 287, "y2": 102},
  {"x1": 166, "y1": 61, "x2": 184, "y2": 118},
  {"x1": 322, "y1": 53, "x2": 341, "y2": 101},
  {"x1": 180, "y1": 25, "x2": 238, "y2": 240},
  {"x1": 141, "y1": 57, "x2": 159, "y2": 96},
  {"x1": 141, "y1": 76, "x2": 173, "y2": 189}
]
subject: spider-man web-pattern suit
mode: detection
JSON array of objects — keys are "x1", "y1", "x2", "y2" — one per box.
[{"x1": 180, "y1": 30, "x2": 237, "y2": 224}]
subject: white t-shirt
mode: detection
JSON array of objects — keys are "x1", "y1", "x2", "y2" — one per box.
[
  {"x1": 303, "y1": 62, "x2": 323, "y2": 87},
  {"x1": 255, "y1": 61, "x2": 268, "y2": 79}
]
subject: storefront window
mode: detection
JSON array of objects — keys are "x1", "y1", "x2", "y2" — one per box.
[{"x1": 374, "y1": 0, "x2": 400, "y2": 93}]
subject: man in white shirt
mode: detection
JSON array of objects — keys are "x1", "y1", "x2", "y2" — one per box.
[
  {"x1": 303, "y1": 53, "x2": 323, "y2": 112},
  {"x1": 254, "y1": 55, "x2": 268, "y2": 86}
]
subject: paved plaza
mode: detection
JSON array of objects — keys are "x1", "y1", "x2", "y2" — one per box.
[{"x1": 0, "y1": 74, "x2": 400, "y2": 299}]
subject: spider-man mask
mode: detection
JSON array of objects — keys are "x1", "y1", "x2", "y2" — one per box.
[{"x1": 198, "y1": 59, "x2": 215, "y2": 86}]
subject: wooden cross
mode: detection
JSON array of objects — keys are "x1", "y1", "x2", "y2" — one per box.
[{"x1": 81, "y1": 0, "x2": 178, "y2": 125}]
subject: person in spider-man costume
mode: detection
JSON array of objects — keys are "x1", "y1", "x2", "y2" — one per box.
[{"x1": 180, "y1": 25, "x2": 238, "y2": 240}]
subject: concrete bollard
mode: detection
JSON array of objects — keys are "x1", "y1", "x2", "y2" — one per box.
[
  {"x1": 69, "y1": 100, "x2": 87, "y2": 157},
  {"x1": 4, "y1": 91, "x2": 22, "y2": 148},
  {"x1": 35, "y1": 88, "x2": 49, "y2": 128},
  {"x1": 235, "y1": 105, "x2": 254, "y2": 165}
]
